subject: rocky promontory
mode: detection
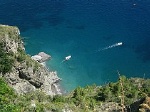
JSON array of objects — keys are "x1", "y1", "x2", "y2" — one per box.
[
  {"x1": 0, "y1": 24, "x2": 61, "y2": 95},
  {"x1": 31, "y1": 52, "x2": 51, "y2": 63}
]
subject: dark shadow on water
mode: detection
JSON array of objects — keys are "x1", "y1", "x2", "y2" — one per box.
[
  {"x1": 45, "y1": 14, "x2": 64, "y2": 27},
  {"x1": 66, "y1": 24, "x2": 86, "y2": 30},
  {"x1": 135, "y1": 40, "x2": 150, "y2": 62},
  {"x1": 102, "y1": 34, "x2": 116, "y2": 41},
  {"x1": 0, "y1": 0, "x2": 65, "y2": 32},
  {"x1": 65, "y1": 19, "x2": 86, "y2": 30}
]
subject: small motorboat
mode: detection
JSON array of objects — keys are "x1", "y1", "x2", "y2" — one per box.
[{"x1": 62, "y1": 55, "x2": 71, "y2": 63}]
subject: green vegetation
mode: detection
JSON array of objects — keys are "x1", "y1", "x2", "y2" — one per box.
[
  {"x1": 96, "y1": 76, "x2": 147, "y2": 105},
  {"x1": 0, "y1": 25, "x2": 20, "y2": 41},
  {"x1": 0, "y1": 43, "x2": 14, "y2": 74},
  {"x1": 0, "y1": 78, "x2": 19, "y2": 112},
  {"x1": 0, "y1": 25, "x2": 41, "y2": 74},
  {"x1": 16, "y1": 47, "x2": 41, "y2": 71},
  {"x1": 16, "y1": 47, "x2": 26, "y2": 62},
  {"x1": 1, "y1": 76, "x2": 150, "y2": 112},
  {"x1": 0, "y1": 25, "x2": 21, "y2": 74}
]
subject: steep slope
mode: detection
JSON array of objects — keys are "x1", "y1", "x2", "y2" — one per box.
[
  {"x1": 1, "y1": 75, "x2": 150, "y2": 112},
  {"x1": 0, "y1": 24, "x2": 61, "y2": 95}
]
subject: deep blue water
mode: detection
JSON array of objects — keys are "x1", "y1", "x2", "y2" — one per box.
[{"x1": 1, "y1": 0, "x2": 150, "y2": 91}]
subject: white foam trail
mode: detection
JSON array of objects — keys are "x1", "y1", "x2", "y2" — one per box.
[
  {"x1": 61, "y1": 55, "x2": 71, "y2": 63},
  {"x1": 97, "y1": 42, "x2": 123, "y2": 52}
]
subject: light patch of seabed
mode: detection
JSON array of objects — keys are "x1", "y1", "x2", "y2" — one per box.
[
  {"x1": 21, "y1": 24, "x2": 104, "y2": 91},
  {"x1": 22, "y1": 23, "x2": 150, "y2": 92},
  {"x1": 46, "y1": 50, "x2": 105, "y2": 92}
]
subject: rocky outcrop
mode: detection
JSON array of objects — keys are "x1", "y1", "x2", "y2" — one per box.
[
  {"x1": 0, "y1": 25, "x2": 24, "y2": 53},
  {"x1": 5, "y1": 65, "x2": 61, "y2": 95},
  {"x1": 0, "y1": 25, "x2": 61, "y2": 96},
  {"x1": 31, "y1": 52, "x2": 51, "y2": 63}
]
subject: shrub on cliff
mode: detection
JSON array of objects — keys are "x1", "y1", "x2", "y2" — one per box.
[
  {"x1": 1, "y1": 75, "x2": 150, "y2": 111},
  {"x1": 16, "y1": 47, "x2": 26, "y2": 62},
  {"x1": 0, "y1": 78, "x2": 19, "y2": 112},
  {"x1": 0, "y1": 43, "x2": 14, "y2": 74},
  {"x1": 95, "y1": 75, "x2": 150, "y2": 108}
]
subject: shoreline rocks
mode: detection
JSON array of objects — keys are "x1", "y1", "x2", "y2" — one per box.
[
  {"x1": 0, "y1": 25, "x2": 62, "y2": 96},
  {"x1": 42, "y1": 71, "x2": 62, "y2": 95},
  {"x1": 31, "y1": 52, "x2": 62, "y2": 95},
  {"x1": 31, "y1": 52, "x2": 51, "y2": 63},
  {"x1": 5, "y1": 61, "x2": 62, "y2": 95}
]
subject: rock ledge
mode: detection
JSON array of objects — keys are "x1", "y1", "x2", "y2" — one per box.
[{"x1": 31, "y1": 52, "x2": 51, "y2": 63}]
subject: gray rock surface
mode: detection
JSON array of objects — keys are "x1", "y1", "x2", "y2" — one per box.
[
  {"x1": 0, "y1": 25, "x2": 61, "y2": 96},
  {"x1": 31, "y1": 52, "x2": 51, "y2": 63},
  {"x1": 38, "y1": 52, "x2": 51, "y2": 62},
  {"x1": 13, "y1": 62, "x2": 61, "y2": 95}
]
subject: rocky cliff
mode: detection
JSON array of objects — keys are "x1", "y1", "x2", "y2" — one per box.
[{"x1": 0, "y1": 24, "x2": 61, "y2": 95}]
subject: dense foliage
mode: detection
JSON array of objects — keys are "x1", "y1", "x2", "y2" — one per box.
[
  {"x1": 0, "y1": 76, "x2": 150, "y2": 112},
  {"x1": 0, "y1": 78, "x2": 18, "y2": 112},
  {"x1": 96, "y1": 76, "x2": 146, "y2": 105},
  {"x1": 0, "y1": 43, "x2": 14, "y2": 74},
  {"x1": 16, "y1": 47, "x2": 26, "y2": 62}
]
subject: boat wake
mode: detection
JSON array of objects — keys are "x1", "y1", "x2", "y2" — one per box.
[{"x1": 96, "y1": 42, "x2": 123, "y2": 52}]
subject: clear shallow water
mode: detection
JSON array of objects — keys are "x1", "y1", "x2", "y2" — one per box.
[{"x1": 1, "y1": 0, "x2": 150, "y2": 91}]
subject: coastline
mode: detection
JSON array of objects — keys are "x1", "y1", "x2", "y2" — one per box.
[{"x1": 32, "y1": 53, "x2": 64, "y2": 95}]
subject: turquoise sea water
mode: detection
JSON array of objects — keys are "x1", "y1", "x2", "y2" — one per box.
[{"x1": 1, "y1": 0, "x2": 150, "y2": 91}]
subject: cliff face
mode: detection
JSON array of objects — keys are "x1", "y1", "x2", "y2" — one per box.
[{"x1": 0, "y1": 25, "x2": 60, "y2": 95}]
